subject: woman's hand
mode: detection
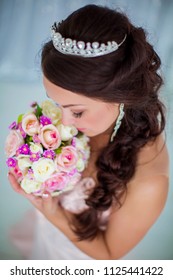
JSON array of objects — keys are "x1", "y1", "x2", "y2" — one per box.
[{"x1": 8, "y1": 172, "x2": 61, "y2": 220}]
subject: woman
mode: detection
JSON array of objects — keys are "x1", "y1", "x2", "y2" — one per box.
[{"x1": 8, "y1": 4, "x2": 169, "y2": 260}]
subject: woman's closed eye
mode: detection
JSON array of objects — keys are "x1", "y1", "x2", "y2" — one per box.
[{"x1": 72, "y1": 112, "x2": 83, "y2": 118}]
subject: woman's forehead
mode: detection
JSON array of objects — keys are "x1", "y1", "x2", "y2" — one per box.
[{"x1": 43, "y1": 75, "x2": 106, "y2": 107}]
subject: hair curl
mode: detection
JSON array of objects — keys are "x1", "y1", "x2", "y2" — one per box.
[{"x1": 41, "y1": 4, "x2": 165, "y2": 240}]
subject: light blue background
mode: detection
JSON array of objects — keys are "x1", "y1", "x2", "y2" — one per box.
[{"x1": 0, "y1": 0, "x2": 173, "y2": 259}]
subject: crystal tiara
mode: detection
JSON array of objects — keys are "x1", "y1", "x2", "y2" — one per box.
[{"x1": 51, "y1": 22, "x2": 127, "y2": 58}]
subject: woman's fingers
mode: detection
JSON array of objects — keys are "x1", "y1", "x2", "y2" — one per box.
[
  {"x1": 8, "y1": 172, "x2": 60, "y2": 217},
  {"x1": 8, "y1": 172, "x2": 38, "y2": 202},
  {"x1": 42, "y1": 192, "x2": 53, "y2": 213},
  {"x1": 8, "y1": 172, "x2": 25, "y2": 195},
  {"x1": 42, "y1": 192, "x2": 60, "y2": 216}
]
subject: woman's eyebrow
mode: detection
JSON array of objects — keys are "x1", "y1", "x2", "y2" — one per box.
[{"x1": 62, "y1": 104, "x2": 84, "y2": 108}]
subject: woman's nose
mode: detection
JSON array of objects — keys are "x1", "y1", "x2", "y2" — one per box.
[{"x1": 61, "y1": 112, "x2": 74, "y2": 126}]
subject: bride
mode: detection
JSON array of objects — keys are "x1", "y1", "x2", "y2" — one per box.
[{"x1": 8, "y1": 4, "x2": 169, "y2": 260}]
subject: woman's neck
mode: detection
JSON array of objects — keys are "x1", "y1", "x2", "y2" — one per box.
[{"x1": 89, "y1": 122, "x2": 114, "y2": 152}]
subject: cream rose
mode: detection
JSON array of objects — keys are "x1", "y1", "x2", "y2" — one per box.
[
  {"x1": 17, "y1": 155, "x2": 32, "y2": 171},
  {"x1": 39, "y1": 124, "x2": 61, "y2": 150},
  {"x1": 73, "y1": 135, "x2": 90, "y2": 161},
  {"x1": 22, "y1": 113, "x2": 40, "y2": 136},
  {"x1": 55, "y1": 146, "x2": 78, "y2": 172},
  {"x1": 57, "y1": 124, "x2": 78, "y2": 141},
  {"x1": 76, "y1": 158, "x2": 85, "y2": 172},
  {"x1": 5, "y1": 130, "x2": 24, "y2": 157},
  {"x1": 21, "y1": 178, "x2": 42, "y2": 194},
  {"x1": 30, "y1": 142, "x2": 43, "y2": 154},
  {"x1": 41, "y1": 100, "x2": 62, "y2": 125},
  {"x1": 74, "y1": 135, "x2": 90, "y2": 151},
  {"x1": 32, "y1": 158, "x2": 56, "y2": 182}
]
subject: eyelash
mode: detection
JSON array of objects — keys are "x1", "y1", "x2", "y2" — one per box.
[
  {"x1": 52, "y1": 100, "x2": 83, "y2": 118},
  {"x1": 72, "y1": 112, "x2": 83, "y2": 118}
]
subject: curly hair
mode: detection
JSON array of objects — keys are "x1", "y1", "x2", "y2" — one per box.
[{"x1": 41, "y1": 4, "x2": 165, "y2": 240}]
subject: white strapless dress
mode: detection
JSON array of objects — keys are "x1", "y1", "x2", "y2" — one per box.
[{"x1": 10, "y1": 177, "x2": 111, "y2": 260}]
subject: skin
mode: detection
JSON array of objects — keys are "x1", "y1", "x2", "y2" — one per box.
[{"x1": 8, "y1": 76, "x2": 169, "y2": 260}]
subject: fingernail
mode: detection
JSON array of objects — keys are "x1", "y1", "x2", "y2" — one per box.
[{"x1": 42, "y1": 193, "x2": 49, "y2": 198}]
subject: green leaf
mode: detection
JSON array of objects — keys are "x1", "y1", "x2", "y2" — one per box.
[
  {"x1": 25, "y1": 135, "x2": 33, "y2": 145},
  {"x1": 54, "y1": 147, "x2": 62, "y2": 154},
  {"x1": 77, "y1": 131, "x2": 83, "y2": 137},
  {"x1": 61, "y1": 141, "x2": 66, "y2": 146},
  {"x1": 35, "y1": 104, "x2": 42, "y2": 118},
  {"x1": 17, "y1": 114, "x2": 24, "y2": 124}
]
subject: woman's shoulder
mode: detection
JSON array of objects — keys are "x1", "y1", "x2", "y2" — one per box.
[
  {"x1": 132, "y1": 134, "x2": 169, "y2": 180},
  {"x1": 126, "y1": 134, "x2": 169, "y2": 209},
  {"x1": 127, "y1": 173, "x2": 169, "y2": 208},
  {"x1": 106, "y1": 136, "x2": 169, "y2": 259}
]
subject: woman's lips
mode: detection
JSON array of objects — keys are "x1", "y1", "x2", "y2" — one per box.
[{"x1": 77, "y1": 128, "x2": 86, "y2": 132}]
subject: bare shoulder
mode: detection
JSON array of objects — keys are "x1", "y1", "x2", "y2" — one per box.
[
  {"x1": 127, "y1": 173, "x2": 169, "y2": 215},
  {"x1": 116, "y1": 172, "x2": 169, "y2": 224},
  {"x1": 115, "y1": 133, "x2": 169, "y2": 208},
  {"x1": 127, "y1": 134, "x2": 169, "y2": 196},
  {"x1": 105, "y1": 174, "x2": 169, "y2": 259},
  {"x1": 123, "y1": 134, "x2": 170, "y2": 223},
  {"x1": 105, "y1": 136, "x2": 169, "y2": 259}
]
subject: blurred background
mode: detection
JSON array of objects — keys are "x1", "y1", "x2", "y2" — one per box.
[{"x1": 0, "y1": 0, "x2": 173, "y2": 259}]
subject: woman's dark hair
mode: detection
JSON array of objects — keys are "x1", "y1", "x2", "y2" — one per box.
[{"x1": 41, "y1": 4, "x2": 165, "y2": 240}]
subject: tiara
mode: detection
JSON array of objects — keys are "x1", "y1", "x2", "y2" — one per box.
[{"x1": 51, "y1": 23, "x2": 127, "y2": 58}]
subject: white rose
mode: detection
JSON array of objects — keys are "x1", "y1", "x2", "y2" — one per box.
[
  {"x1": 76, "y1": 158, "x2": 85, "y2": 172},
  {"x1": 57, "y1": 124, "x2": 78, "y2": 141},
  {"x1": 64, "y1": 172, "x2": 81, "y2": 191},
  {"x1": 30, "y1": 142, "x2": 43, "y2": 154},
  {"x1": 73, "y1": 135, "x2": 90, "y2": 161},
  {"x1": 32, "y1": 158, "x2": 56, "y2": 182},
  {"x1": 21, "y1": 178, "x2": 42, "y2": 194},
  {"x1": 17, "y1": 155, "x2": 32, "y2": 171},
  {"x1": 41, "y1": 100, "x2": 62, "y2": 125},
  {"x1": 74, "y1": 135, "x2": 90, "y2": 150}
]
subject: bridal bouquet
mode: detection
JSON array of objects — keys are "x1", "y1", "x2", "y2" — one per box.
[{"x1": 5, "y1": 100, "x2": 90, "y2": 196}]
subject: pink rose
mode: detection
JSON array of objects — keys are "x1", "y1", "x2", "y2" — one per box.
[
  {"x1": 39, "y1": 124, "x2": 61, "y2": 150},
  {"x1": 5, "y1": 130, "x2": 24, "y2": 157},
  {"x1": 22, "y1": 113, "x2": 40, "y2": 136},
  {"x1": 55, "y1": 146, "x2": 78, "y2": 172},
  {"x1": 43, "y1": 172, "x2": 69, "y2": 193},
  {"x1": 9, "y1": 164, "x2": 23, "y2": 183}
]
